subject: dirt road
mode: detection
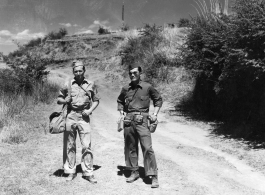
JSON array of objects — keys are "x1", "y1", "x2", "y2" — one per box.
[{"x1": 1, "y1": 65, "x2": 265, "y2": 195}]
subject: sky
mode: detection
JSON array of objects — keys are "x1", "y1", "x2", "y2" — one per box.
[{"x1": 0, "y1": 0, "x2": 228, "y2": 54}]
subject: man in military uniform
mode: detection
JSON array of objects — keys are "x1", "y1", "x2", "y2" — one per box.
[
  {"x1": 117, "y1": 64, "x2": 163, "y2": 188},
  {"x1": 57, "y1": 60, "x2": 100, "y2": 183}
]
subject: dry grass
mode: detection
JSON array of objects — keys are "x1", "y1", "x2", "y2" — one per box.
[
  {"x1": 0, "y1": 82, "x2": 59, "y2": 144},
  {"x1": 157, "y1": 27, "x2": 188, "y2": 61},
  {"x1": 0, "y1": 94, "x2": 30, "y2": 144},
  {"x1": 157, "y1": 67, "x2": 194, "y2": 102}
]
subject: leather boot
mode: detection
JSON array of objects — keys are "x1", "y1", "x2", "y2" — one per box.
[
  {"x1": 151, "y1": 175, "x2": 159, "y2": 188},
  {"x1": 66, "y1": 173, "x2": 77, "y2": 181},
  {"x1": 126, "y1": 170, "x2": 140, "y2": 183},
  {"x1": 83, "y1": 175, "x2": 97, "y2": 184}
]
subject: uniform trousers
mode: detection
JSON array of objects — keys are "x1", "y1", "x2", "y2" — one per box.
[
  {"x1": 124, "y1": 113, "x2": 158, "y2": 176},
  {"x1": 63, "y1": 110, "x2": 93, "y2": 176}
]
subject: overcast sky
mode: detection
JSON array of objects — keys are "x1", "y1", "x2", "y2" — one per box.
[{"x1": 0, "y1": 0, "x2": 228, "y2": 54}]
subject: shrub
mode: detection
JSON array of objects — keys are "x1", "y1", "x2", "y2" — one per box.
[
  {"x1": 120, "y1": 24, "x2": 180, "y2": 83},
  {"x1": 24, "y1": 37, "x2": 42, "y2": 48},
  {"x1": 179, "y1": 0, "x2": 265, "y2": 129},
  {"x1": 7, "y1": 51, "x2": 51, "y2": 94},
  {"x1": 0, "y1": 62, "x2": 59, "y2": 144},
  {"x1": 178, "y1": 18, "x2": 191, "y2": 28},
  {"x1": 98, "y1": 26, "x2": 110, "y2": 35},
  {"x1": 45, "y1": 28, "x2": 68, "y2": 40}
]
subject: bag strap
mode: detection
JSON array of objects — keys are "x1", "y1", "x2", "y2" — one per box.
[
  {"x1": 126, "y1": 86, "x2": 139, "y2": 110},
  {"x1": 62, "y1": 79, "x2": 72, "y2": 111},
  {"x1": 78, "y1": 82, "x2": 93, "y2": 110},
  {"x1": 78, "y1": 83, "x2": 92, "y2": 99}
]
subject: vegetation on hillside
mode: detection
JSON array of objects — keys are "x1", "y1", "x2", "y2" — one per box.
[
  {"x1": 120, "y1": 24, "x2": 187, "y2": 84},
  {"x1": 7, "y1": 28, "x2": 68, "y2": 61},
  {"x1": 98, "y1": 26, "x2": 110, "y2": 35},
  {"x1": 177, "y1": 0, "x2": 265, "y2": 139},
  {"x1": 0, "y1": 43, "x2": 60, "y2": 144}
]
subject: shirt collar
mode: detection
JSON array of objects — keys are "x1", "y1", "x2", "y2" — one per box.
[
  {"x1": 72, "y1": 78, "x2": 90, "y2": 85},
  {"x1": 129, "y1": 80, "x2": 143, "y2": 89}
]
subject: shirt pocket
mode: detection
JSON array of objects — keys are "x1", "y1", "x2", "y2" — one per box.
[
  {"x1": 140, "y1": 96, "x2": 149, "y2": 101},
  {"x1": 140, "y1": 96, "x2": 150, "y2": 107},
  {"x1": 70, "y1": 92, "x2": 77, "y2": 97}
]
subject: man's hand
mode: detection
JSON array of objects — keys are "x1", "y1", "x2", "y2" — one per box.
[
  {"x1": 118, "y1": 115, "x2": 125, "y2": 122},
  {"x1": 65, "y1": 96, "x2": 72, "y2": 104},
  {"x1": 117, "y1": 111, "x2": 125, "y2": 123},
  {"x1": 149, "y1": 114, "x2": 157, "y2": 123},
  {"x1": 82, "y1": 109, "x2": 92, "y2": 116}
]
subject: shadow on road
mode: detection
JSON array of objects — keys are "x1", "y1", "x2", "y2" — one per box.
[
  {"x1": 117, "y1": 165, "x2": 152, "y2": 184},
  {"x1": 170, "y1": 105, "x2": 265, "y2": 149},
  {"x1": 52, "y1": 164, "x2": 102, "y2": 177}
]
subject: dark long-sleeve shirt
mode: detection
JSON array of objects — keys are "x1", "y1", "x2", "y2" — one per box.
[{"x1": 117, "y1": 81, "x2": 163, "y2": 113}]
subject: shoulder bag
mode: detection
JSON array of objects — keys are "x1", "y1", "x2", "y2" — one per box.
[{"x1": 49, "y1": 79, "x2": 72, "y2": 134}]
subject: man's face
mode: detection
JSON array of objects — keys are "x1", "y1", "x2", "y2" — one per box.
[
  {"x1": 73, "y1": 66, "x2": 85, "y2": 80},
  {"x1": 129, "y1": 67, "x2": 141, "y2": 82}
]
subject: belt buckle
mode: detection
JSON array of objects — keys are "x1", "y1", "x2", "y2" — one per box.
[{"x1": 134, "y1": 114, "x2": 143, "y2": 123}]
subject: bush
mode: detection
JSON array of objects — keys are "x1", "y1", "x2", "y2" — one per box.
[
  {"x1": 25, "y1": 37, "x2": 42, "y2": 48},
  {"x1": 8, "y1": 51, "x2": 51, "y2": 94},
  {"x1": 179, "y1": 0, "x2": 265, "y2": 130},
  {"x1": 178, "y1": 18, "x2": 191, "y2": 28},
  {"x1": 0, "y1": 52, "x2": 60, "y2": 144},
  {"x1": 45, "y1": 28, "x2": 68, "y2": 40},
  {"x1": 120, "y1": 24, "x2": 167, "y2": 83},
  {"x1": 98, "y1": 26, "x2": 110, "y2": 35}
]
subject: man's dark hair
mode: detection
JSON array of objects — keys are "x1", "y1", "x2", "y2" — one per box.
[
  {"x1": 129, "y1": 66, "x2": 142, "y2": 73},
  {"x1": 73, "y1": 65, "x2": 86, "y2": 72}
]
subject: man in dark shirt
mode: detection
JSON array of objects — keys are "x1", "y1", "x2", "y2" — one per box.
[{"x1": 117, "y1": 64, "x2": 163, "y2": 188}]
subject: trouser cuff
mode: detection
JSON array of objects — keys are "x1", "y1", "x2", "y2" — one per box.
[
  {"x1": 125, "y1": 166, "x2": 139, "y2": 171},
  {"x1": 145, "y1": 171, "x2": 158, "y2": 176},
  {"x1": 82, "y1": 172, "x2": 93, "y2": 176},
  {"x1": 64, "y1": 169, "x2": 76, "y2": 174}
]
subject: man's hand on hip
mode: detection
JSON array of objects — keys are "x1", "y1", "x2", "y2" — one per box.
[
  {"x1": 82, "y1": 109, "x2": 92, "y2": 116},
  {"x1": 65, "y1": 96, "x2": 72, "y2": 104}
]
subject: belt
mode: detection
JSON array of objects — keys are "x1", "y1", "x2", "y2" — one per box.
[
  {"x1": 69, "y1": 108, "x2": 84, "y2": 113},
  {"x1": 127, "y1": 112, "x2": 149, "y2": 116},
  {"x1": 74, "y1": 110, "x2": 83, "y2": 113}
]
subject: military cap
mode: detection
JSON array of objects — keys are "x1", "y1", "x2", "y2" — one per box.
[
  {"x1": 128, "y1": 63, "x2": 142, "y2": 72},
  {"x1": 72, "y1": 60, "x2": 84, "y2": 68}
]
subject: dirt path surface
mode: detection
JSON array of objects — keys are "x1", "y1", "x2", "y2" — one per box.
[{"x1": 1, "y1": 65, "x2": 265, "y2": 195}]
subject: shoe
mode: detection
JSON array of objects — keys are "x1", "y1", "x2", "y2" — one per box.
[
  {"x1": 151, "y1": 175, "x2": 159, "y2": 188},
  {"x1": 83, "y1": 175, "x2": 97, "y2": 184},
  {"x1": 126, "y1": 170, "x2": 140, "y2": 183},
  {"x1": 66, "y1": 173, "x2": 77, "y2": 181}
]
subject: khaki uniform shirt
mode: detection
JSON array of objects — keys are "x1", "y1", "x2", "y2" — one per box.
[
  {"x1": 58, "y1": 78, "x2": 100, "y2": 110},
  {"x1": 117, "y1": 81, "x2": 163, "y2": 113}
]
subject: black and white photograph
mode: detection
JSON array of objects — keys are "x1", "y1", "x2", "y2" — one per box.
[{"x1": 1, "y1": 0, "x2": 265, "y2": 194}]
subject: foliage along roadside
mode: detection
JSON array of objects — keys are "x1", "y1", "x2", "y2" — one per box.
[
  {"x1": 178, "y1": 0, "x2": 265, "y2": 140},
  {"x1": 0, "y1": 45, "x2": 60, "y2": 144}
]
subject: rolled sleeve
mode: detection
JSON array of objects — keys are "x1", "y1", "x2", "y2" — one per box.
[
  {"x1": 117, "y1": 87, "x2": 126, "y2": 111},
  {"x1": 149, "y1": 86, "x2": 163, "y2": 108},
  {"x1": 58, "y1": 82, "x2": 68, "y2": 100},
  {"x1": 90, "y1": 82, "x2": 100, "y2": 102}
]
